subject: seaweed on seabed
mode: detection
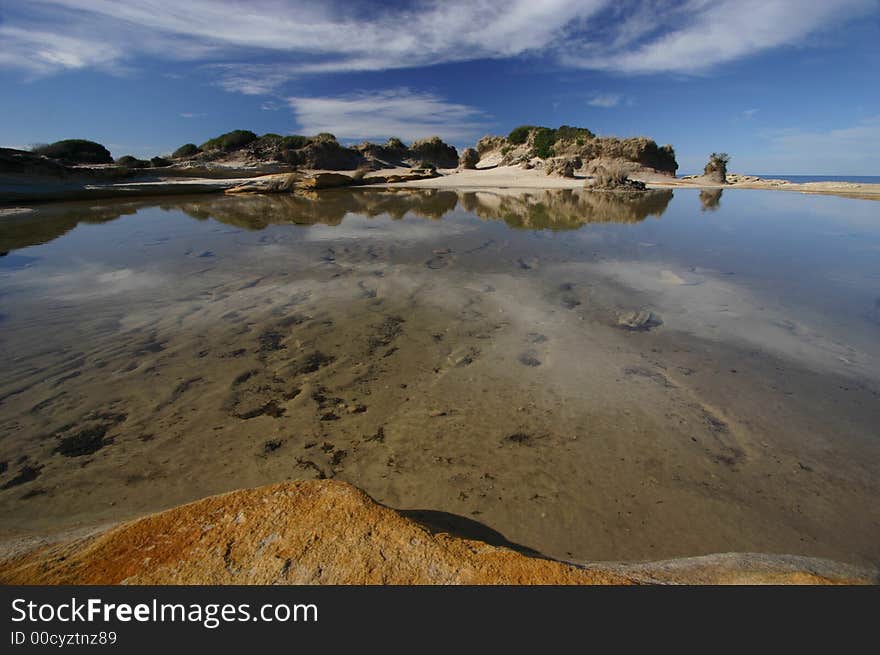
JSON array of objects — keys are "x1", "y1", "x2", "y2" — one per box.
[{"x1": 54, "y1": 425, "x2": 114, "y2": 457}]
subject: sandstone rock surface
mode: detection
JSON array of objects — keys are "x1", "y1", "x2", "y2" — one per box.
[{"x1": 0, "y1": 481, "x2": 872, "y2": 585}]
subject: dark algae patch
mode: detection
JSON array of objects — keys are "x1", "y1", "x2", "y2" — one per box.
[
  {"x1": 292, "y1": 351, "x2": 335, "y2": 375},
  {"x1": 55, "y1": 425, "x2": 114, "y2": 457},
  {"x1": 2, "y1": 465, "x2": 43, "y2": 489},
  {"x1": 234, "y1": 400, "x2": 285, "y2": 420},
  {"x1": 262, "y1": 439, "x2": 283, "y2": 454}
]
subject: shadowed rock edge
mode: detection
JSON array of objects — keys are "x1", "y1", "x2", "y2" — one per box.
[{"x1": 0, "y1": 480, "x2": 873, "y2": 585}]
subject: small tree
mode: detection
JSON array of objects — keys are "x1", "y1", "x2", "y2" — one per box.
[{"x1": 703, "y1": 152, "x2": 730, "y2": 183}]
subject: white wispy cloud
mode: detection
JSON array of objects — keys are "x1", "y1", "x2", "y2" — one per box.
[
  {"x1": 287, "y1": 89, "x2": 489, "y2": 143},
  {"x1": 0, "y1": 25, "x2": 125, "y2": 75},
  {"x1": 208, "y1": 64, "x2": 296, "y2": 96},
  {"x1": 179, "y1": 112, "x2": 205, "y2": 119},
  {"x1": 747, "y1": 116, "x2": 880, "y2": 174},
  {"x1": 563, "y1": 0, "x2": 875, "y2": 74},
  {"x1": 588, "y1": 93, "x2": 622, "y2": 108},
  {"x1": 0, "y1": 0, "x2": 872, "y2": 84},
  {"x1": 743, "y1": 108, "x2": 760, "y2": 119}
]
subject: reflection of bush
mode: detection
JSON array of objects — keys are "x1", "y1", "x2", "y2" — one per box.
[{"x1": 699, "y1": 188, "x2": 723, "y2": 211}]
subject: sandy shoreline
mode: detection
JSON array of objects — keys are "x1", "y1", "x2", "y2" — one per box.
[
  {"x1": 383, "y1": 166, "x2": 880, "y2": 200},
  {"x1": 2, "y1": 165, "x2": 879, "y2": 204}
]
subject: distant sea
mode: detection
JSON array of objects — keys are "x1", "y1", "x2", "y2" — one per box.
[
  {"x1": 748, "y1": 174, "x2": 880, "y2": 184},
  {"x1": 679, "y1": 174, "x2": 879, "y2": 184}
]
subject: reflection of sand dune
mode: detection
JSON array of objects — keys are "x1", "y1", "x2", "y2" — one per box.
[
  {"x1": 460, "y1": 188, "x2": 673, "y2": 229},
  {"x1": 180, "y1": 188, "x2": 673, "y2": 232},
  {"x1": 3, "y1": 188, "x2": 674, "y2": 251},
  {"x1": 0, "y1": 202, "x2": 139, "y2": 251},
  {"x1": 173, "y1": 189, "x2": 460, "y2": 229}
]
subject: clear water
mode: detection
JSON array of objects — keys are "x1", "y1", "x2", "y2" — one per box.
[{"x1": 1, "y1": 187, "x2": 879, "y2": 566}]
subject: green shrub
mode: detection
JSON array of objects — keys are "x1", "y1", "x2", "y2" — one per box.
[
  {"x1": 508, "y1": 125, "x2": 536, "y2": 145},
  {"x1": 501, "y1": 145, "x2": 512, "y2": 156},
  {"x1": 172, "y1": 143, "x2": 200, "y2": 158},
  {"x1": 280, "y1": 135, "x2": 312, "y2": 150},
  {"x1": 116, "y1": 155, "x2": 149, "y2": 169},
  {"x1": 531, "y1": 127, "x2": 557, "y2": 159},
  {"x1": 150, "y1": 156, "x2": 171, "y2": 168},
  {"x1": 555, "y1": 125, "x2": 594, "y2": 142},
  {"x1": 260, "y1": 133, "x2": 282, "y2": 140},
  {"x1": 314, "y1": 132, "x2": 337, "y2": 143},
  {"x1": 708, "y1": 152, "x2": 730, "y2": 166},
  {"x1": 418, "y1": 161, "x2": 437, "y2": 171},
  {"x1": 32, "y1": 139, "x2": 113, "y2": 164},
  {"x1": 704, "y1": 152, "x2": 730, "y2": 182},
  {"x1": 200, "y1": 130, "x2": 258, "y2": 151}
]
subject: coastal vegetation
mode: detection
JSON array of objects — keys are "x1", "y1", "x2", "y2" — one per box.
[
  {"x1": 31, "y1": 139, "x2": 113, "y2": 164},
  {"x1": 704, "y1": 152, "x2": 730, "y2": 183},
  {"x1": 200, "y1": 129, "x2": 258, "y2": 152},
  {"x1": 172, "y1": 143, "x2": 200, "y2": 158},
  {"x1": 115, "y1": 155, "x2": 150, "y2": 169},
  {"x1": 15, "y1": 124, "x2": 678, "y2": 181}
]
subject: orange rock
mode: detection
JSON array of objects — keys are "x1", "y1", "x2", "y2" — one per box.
[{"x1": 0, "y1": 481, "x2": 872, "y2": 585}]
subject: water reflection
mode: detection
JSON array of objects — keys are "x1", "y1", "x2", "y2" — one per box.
[
  {"x1": 1, "y1": 188, "x2": 673, "y2": 252},
  {"x1": 0, "y1": 202, "x2": 140, "y2": 252},
  {"x1": 699, "y1": 188, "x2": 723, "y2": 211}
]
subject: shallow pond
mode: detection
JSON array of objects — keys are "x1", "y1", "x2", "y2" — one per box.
[{"x1": 1, "y1": 187, "x2": 878, "y2": 566}]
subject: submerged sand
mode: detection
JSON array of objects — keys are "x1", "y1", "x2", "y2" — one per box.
[{"x1": 0, "y1": 190, "x2": 878, "y2": 570}]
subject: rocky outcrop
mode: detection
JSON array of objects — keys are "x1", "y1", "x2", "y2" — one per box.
[
  {"x1": 223, "y1": 169, "x2": 440, "y2": 194},
  {"x1": 0, "y1": 480, "x2": 871, "y2": 585},
  {"x1": 286, "y1": 139, "x2": 366, "y2": 170},
  {"x1": 459, "y1": 147, "x2": 480, "y2": 169},
  {"x1": 409, "y1": 136, "x2": 459, "y2": 168},
  {"x1": 476, "y1": 126, "x2": 678, "y2": 176},
  {"x1": 545, "y1": 156, "x2": 581, "y2": 178},
  {"x1": 589, "y1": 163, "x2": 648, "y2": 190},
  {"x1": 476, "y1": 135, "x2": 505, "y2": 155},
  {"x1": 703, "y1": 152, "x2": 730, "y2": 184}
]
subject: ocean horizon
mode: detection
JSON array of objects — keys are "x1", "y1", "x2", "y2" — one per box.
[{"x1": 680, "y1": 173, "x2": 880, "y2": 184}]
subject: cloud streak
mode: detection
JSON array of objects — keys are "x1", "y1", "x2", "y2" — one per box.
[
  {"x1": 0, "y1": 0, "x2": 873, "y2": 86},
  {"x1": 287, "y1": 89, "x2": 490, "y2": 143},
  {"x1": 588, "y1": 93, "x2": 622, "y2": 108}
]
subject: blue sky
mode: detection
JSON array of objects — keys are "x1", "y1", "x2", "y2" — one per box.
[{"x1": 1, "y1": 0, "x2": 879, "y2": 174}]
